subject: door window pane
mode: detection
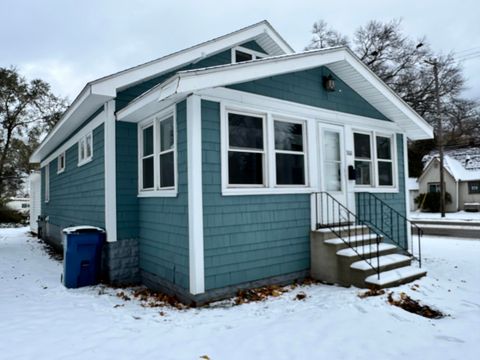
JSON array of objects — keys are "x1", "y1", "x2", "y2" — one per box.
[
  {"x1": 376, "y1": 136, "x2": 392, "y2": 159},
  {"x1": 160, "y1": 152, "x2": 174, "y2": 188},
  {"x1": 325, "y1": 162, "x2": 341, "y2": 191},
  {"x1": 378, "y1": 161, "x2": 393, "y2": 186},
  {"x1": 355, "y1": 160, "x2": 371, "y2": 185},
  {"x1": 228, "y1": 113, "x2": 263, "y2": 149},
  {"x1": 274, "y1": 121, "x2": 303, "y2": 151},
  {"x1": 354, "y1": 133, "x2": 371, "y2": 159},
  {"x1": 160, "y1": 117, "x2": 174, "y2": 151},
  {"x1": 142, "y1": 157, "x2": 154, "y2": 189},
  {"x1": 276, "y1": 153, "x2": 305, "y2": 185},
  {"x1": 324, "y1": 130, "x2": 340, "y2": 161},
  {"x1": 228, "y1": 152, "x2": 263, "y2": 185}
]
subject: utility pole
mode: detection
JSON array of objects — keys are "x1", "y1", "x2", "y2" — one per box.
[{"x1": 428, "y1": 59, "x2": 446, "y2": 217}]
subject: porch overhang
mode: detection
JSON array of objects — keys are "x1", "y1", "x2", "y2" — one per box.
[{"x1": 117, "y1": 47, "x2": 434, "y2": 141}]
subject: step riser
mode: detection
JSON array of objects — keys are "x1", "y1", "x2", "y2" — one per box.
[
  {"x1": 314, "y1": 226, "x2": 371, "y2": 241},
  {"x1": 349, "y1": 259, "x2": 412, "y2": 288},
  {"x1": 366, "y1": 272, "x2": 427, "y2": 289},
  {"x1": 338, "y1": 247, "x2": 398, "y2": 264}
]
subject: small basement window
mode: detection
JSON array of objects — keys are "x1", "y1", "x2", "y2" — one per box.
[{"x1": 57, "y1": 152, "x2": 66, "y2": 173}]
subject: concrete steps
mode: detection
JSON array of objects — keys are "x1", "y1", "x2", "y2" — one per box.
[{"x1": 310, "y1": 225, "x2": 426, "y2": 288}]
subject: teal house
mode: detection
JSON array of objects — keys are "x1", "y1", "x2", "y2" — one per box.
[{"x1": 31, "y1": 21, "x2": 433, "y2": 304}]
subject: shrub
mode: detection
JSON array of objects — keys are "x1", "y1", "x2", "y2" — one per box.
[
  {"x1": 0, "y1": 206, "x2": 28, "y2": 224},
  {"x1": 414, "y1": 192, "x2": 452, "y2": 212}
]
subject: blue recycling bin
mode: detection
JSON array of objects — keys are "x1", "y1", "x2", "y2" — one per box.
[{"x1": 62, "y1": 226, "x2": 105, "y2": 288}]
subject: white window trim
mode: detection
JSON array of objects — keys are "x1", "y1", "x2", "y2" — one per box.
[
  {"x1": 78, "y1": 131, "x2": 93, "y2": 166},
  {"x1": 226, "y1": 109, "x2": 267, "y2": 188},
  {"x1": 221, "y1": 104, "x2": 313, "y2": 196},
  {"x1": 231, "y1": 46, "x2": 266, "y2": 64},
  {"x1": 44, "y1": 164, "x2": 50, "y2": 203},
  {"x1": 353, "y1": 130, "x2": 398, "y2": 192},
  {"x1": 272, "y1": 117, "x2": 309, "y2": 188},
  {"x1": 57, "y1": 152, "x2": 66, "y2": 174},
  {"x1": 138, "y1": 106, "x2": 178, "y2": 197}
]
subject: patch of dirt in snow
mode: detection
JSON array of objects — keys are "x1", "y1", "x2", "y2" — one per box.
[{"x1": 388, "y1": 291, "x2": 447, "y2": 319}]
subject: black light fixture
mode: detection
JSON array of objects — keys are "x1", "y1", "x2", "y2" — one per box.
[{"x1": 323, "y1": 74, "x2": 336, "y2": 92}]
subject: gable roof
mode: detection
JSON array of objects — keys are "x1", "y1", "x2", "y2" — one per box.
[
  {"x1": 31, "y1": 20, "x2": 292, "y2": 163},
  {"x1": 420, "y1": 154, "x2": 480, "y2": 182},
  {"x1": 118, "y1": 46, "x2": 433, "y2": 141}
]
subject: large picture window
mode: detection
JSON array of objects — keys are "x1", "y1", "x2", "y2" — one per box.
[
  {"x1": 227, "y1": 111, "x2": 265, "y2": 185},
  {"x1": 354, "y1": 132, "x2": 395, "y2": 188},
  {"x1": 274, "y1": 120, "x2": 306, "y2": 185},
  {"x1": 139, "y1": 111, "x2": 177, "y2": 195}
]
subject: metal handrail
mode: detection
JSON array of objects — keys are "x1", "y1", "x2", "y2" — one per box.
[
  {"x1": 313, "y1": 192, "x2": 382, "y2": 279},
  {"x1": 356, "y1": 192, "x2": 423, "y2": 268}
]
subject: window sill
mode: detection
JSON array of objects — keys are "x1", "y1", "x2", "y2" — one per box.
[
  {"x1": 78, "y1": 157, "x2": 93, "y2": 167},
  {"x1": 57, "y1": 169, "x2": 65, "y2": 175},
  {"x1": 222, "y1": 187, "x2": 314, "y2": 196},
  {"x1": 137, "y1": 189, "x2": 178, "y2": 198},
  {"x1": 354, "y1": 187, "x2": 399, "y2": 193}
]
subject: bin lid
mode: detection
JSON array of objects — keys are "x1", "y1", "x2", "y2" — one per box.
[{"x1": 62, "y1": 225, "x2": 105, "y2": 234}]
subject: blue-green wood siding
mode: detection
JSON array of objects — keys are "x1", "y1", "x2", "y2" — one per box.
[
  {"x1": 116, "y1": 121, "x2": 139, "y2": 239},
  {"x1": 228, "y1": 67, "x2": 389, "y2": 121},
  {"x1": 115, "y1": 41, "x2": 267, "y2": 112},
  {"x1": 41, "y1": 124, "x2": 105, "y2": 229},
  {"x1": 356, "y1": 134, "x2": 408, "y2": 248},
  {"x1": 137, "y1": 100, "x2": 189, "y2": 290},
  {"x1": 238, "y1": 40, "x2": 267, "y2": 54},
  {"x1": 202, "y1": 100, "x2": 311, "y2": 290}
]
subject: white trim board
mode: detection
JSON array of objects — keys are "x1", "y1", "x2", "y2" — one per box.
[
  {"x1": 40, "y1": 110, "x2": 105, "y2": 167},
  {"x1": 186, "y1": 95, "x2": 205, "y2": 295},
  {"x1": 104, "y1": 100, "x2": 117, "y2": 242}
]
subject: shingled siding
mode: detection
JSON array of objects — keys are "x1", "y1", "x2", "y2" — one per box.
[
  {"x1": 137, "y1": 100, "x2": 190, "y2": 290},
  {"x1": 201, "y1": 100, "x2": 311, "y2": 291},
  {"x1": 115, "y1": 41, "x2": 267, "y2": 111},
  {"x1": 228, "y1": 66, "x2": 389, "y2": 121},
  {"x1": 116, "y1": 121, "x2": 139, "y2": 240},
  {"x1": 41, "y1": 124, "x2": 105, "y2": 232},
  {"x1": 356, "y1": 134, "x2": 408, "y2": 248}
]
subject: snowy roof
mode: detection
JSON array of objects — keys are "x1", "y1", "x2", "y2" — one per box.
[
  {"x1": 422, "y1": 149, "x2": 480, "y2": 182},
  {"x1": 407, "y1": 178, "x2": 419, "y2": 190}
]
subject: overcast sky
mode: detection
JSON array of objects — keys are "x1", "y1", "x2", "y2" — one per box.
[{"x1": 1, "y1": 0, "x2": 479, "y2": 102}]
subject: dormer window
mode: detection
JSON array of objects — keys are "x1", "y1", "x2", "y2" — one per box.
[{"x1": 231, "y1": 46, "x2": 265, "y2": 64}]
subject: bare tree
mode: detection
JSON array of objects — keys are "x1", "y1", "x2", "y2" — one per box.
[
  {"x1": 305, "y1": 20, "x2": 349, "y2": 50},
  {"x1": 0, "y1": 67, "x2": 68, "y2": 203}
]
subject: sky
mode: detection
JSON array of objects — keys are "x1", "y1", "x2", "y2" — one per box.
[{"x1": 1, "y1": 0, "x2": 479, "y2": 102}]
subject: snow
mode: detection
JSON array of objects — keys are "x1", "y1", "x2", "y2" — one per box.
[
  {"x1": 1, "y1": 227, "x2": 479, "y2": 360},
  {"x1": 365, "y1": 266, "x2": 427, "y2": 286},
  {"x1": 350, "y1": 254, "x2": 410, "y2": 271},
  {"x1": 407, "y1": 177, "x2": 419, "y2": 190},
  {"x1": 410, "y1": 210, "x2": 480, "y2": 222}
]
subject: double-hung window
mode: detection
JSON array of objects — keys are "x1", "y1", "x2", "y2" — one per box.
[
  {"x1": 78, "y1": 132, "x2": 93, "y2": 166},
  {"x1": 274, "y1": 120, "x2": 306, "y2": 185},
  {"x1": 227, "y1": 111, "x2": 265, "y2": 185},
  {"x1": 354, "y1": 132, "x2": 395, "y2": 188},
  {"x1": 469, "y1": 181, "x2": 480, "y2": 194},
  {"x1": 44, "y1": 164, "x2": 50, "y2": 203},
  {"x1": 139, "y1": 111, "x2": 177, "y2": 195}
]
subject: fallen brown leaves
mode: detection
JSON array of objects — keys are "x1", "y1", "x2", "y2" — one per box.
[
  {"x1": 387, "y1": 292, "x2": 445, "y2": 319},
  {"x1": 358, "y1": 288, "x2": 386, "y2": 298},
  {"x1": 235, "y1": 285, "x2": 287, "y2": 305}
]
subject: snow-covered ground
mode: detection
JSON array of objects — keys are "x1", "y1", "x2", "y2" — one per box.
[
  {"x1": 410, "y1": 210, "x2": 480, "y2": 222},
  {"x1": 1, "y1": 228, "x2": 479, "y2": 360}
]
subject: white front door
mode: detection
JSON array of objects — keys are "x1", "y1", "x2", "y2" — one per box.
[{"x1": 317, "y1": 123, "x2": 349, "y2": 225}]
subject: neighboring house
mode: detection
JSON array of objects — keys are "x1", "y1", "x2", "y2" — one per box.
[
  {"x1": 30, "y1": 21, "x2": 433, "y2": 304},
  {"x1": 419, "y1": 148, "x2": 480, "y2": 211},
  {"x1": 6, "y1": 197, "x2": 30, "y2": 214},
  {"x1": 407, "y1": 178, "x2": 419, "y2": 211}
]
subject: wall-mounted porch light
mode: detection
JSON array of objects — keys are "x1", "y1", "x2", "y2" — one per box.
[{"x1": 323, "y1": 74, "x2": 336, "y2": 92}]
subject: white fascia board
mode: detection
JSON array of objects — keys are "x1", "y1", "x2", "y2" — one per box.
[
  {"x1": 342, "y1": 51, "x2": 434, "y2": 140},
  {"x1": 89, "y1": 22, "x2": 290, "y2": 95}
]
